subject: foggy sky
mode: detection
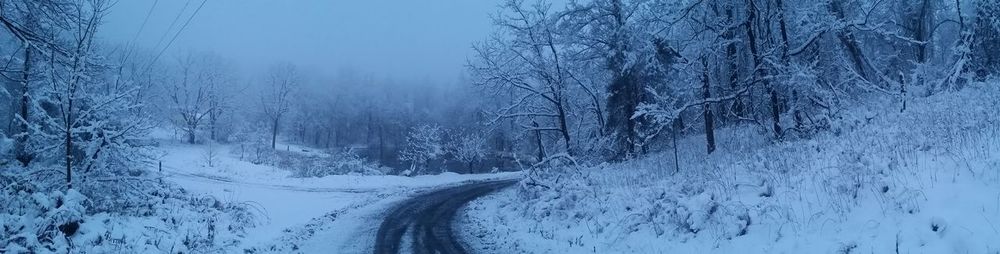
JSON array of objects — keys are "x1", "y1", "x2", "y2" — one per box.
[{"x1": 101, "y1": 0, "x2": 500, "y2": 84}]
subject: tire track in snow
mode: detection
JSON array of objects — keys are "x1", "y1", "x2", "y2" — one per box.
[{"x1": 373, "y1": 179, "x2": 517, "y2": 254}]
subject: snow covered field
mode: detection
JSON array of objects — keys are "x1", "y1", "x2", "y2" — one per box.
[
  {"x1": 1, "y1": 127, "x2": 518, "y2": 253},
  {"x1": 459, "y1": 85, "x2": 1000, "y2": 253},
  {"x1": 151, "y1": 135, "x2": 520, "y2": 252}
]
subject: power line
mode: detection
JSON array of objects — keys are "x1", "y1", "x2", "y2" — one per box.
[
  {"x1": 129, "y1": 0, "x2": 160, "y2": 46},
  {"x1": 121, "y1": 0, "x2": 160, "y2": 64},
  {"x1": 143, "y1": 0, "x2": 207, "y2": 74},
  {"x1": 149, "y1": 0, "x2": 192, "y2": 56}
]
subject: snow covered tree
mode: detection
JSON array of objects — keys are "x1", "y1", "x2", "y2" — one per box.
[
  {"x1": 451, "y1": 133, "x2": 487, "y2": 172},
  {"x1": 42, "y1": 0, "x2": 112, "y2": 189},
  {"x1": 200, "y1": 54, "x2": 238, "y2": 142},
  {"x1": 0, "y1": 0, "x2": 51, "y2": 167},
  {"x1": 399, "y1": 124, "x2": 446, "y2": 175},
  {"x1": 0, "y1": 0, "x2": 153, "y2": 191},
  {"x1": 159, "y1": 51, "x2": 237, "y2": 144},
  {"x1": 970, "y1": 0, "x2": 1000, "y2": 80},
  {"x1": 167, "y1": 52, "x2": 211, "y2": 144},
  {"x1": 471, "y1": 0, "x2": 577, "y2": 155},
  {"x1": 560, "y1": 0, "x2": 650, "y2": 159}
]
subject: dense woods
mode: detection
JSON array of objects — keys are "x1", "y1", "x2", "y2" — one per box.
[{"x1": 470, "y1": 0, "x2": 1000, "y2": 166}]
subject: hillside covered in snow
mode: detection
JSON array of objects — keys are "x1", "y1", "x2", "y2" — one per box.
[{"x1": 459, "y1": 84, "x2": 1000, "y2": 253}]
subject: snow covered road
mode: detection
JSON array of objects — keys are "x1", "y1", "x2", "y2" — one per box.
[
  {"x1": 152, "y1": 140, "x2": 525, "y2": 253},
  {"x1": 373, "y1": 179, "x2": 517, "y2": 254}
]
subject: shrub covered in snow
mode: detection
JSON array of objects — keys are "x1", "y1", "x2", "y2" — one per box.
[
  {"x1": 0, "y1": 166, "x2": 260, "y2": 253},
  {"x1": 287, "y1": 149, "x2": 387, "y2": 177},
  {"x1": 463, "y1": 84, "x2": 1000, "y2": 253},
  {"x1": 400, "y1": 124, "x2": 447, "y2": 174},
  {"x1": 0, "y1": 184, "x2": 86, "y2": 253}
]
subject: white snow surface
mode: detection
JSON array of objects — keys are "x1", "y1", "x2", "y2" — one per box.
[
  {"x1": 152, "y1": 136, "x2": 520, "y2": 252},
  {"x1": 459, "y1": 85, "x2": 1000, "y2": 253}
]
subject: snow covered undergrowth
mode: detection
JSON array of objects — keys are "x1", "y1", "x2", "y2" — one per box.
[
  {"x1": 1, "y1": 165, "x2": 258, "y2": 253},
  {"x1": 460, "y1": 84, "x2": 1000, "y2": 253}
]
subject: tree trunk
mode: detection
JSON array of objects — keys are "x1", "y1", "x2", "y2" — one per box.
[
  {"x1": 334, "y1": 126, "x2": 341, "y2": 147},
  {"x1": 914, "y1": 0, "x2": 930, "y2": 64},
  {"x1": 65, "y1": 94, "x2": 73, "y2": 189},
  {"x1": 324, "y1": 127, "x2": 331, "y2": 148},
  {"x1": 15, "y1": 47, "x2": 32, "y2": 166},
  {"x1": 830, "y1": 0, "x2": 873, "y2": 83},
  {"x1": 702, "y1": 58, "x2": 716, "y2": 154},
  {"x1": 187, "y1": 127, "x2": 196, "y2": 144},
  {"x1": 746, "y1": 0, "x2": 782, "y2": 138},
  {"x1": 776, "y1": 0, "x2": 792, "y2": 58},
  {"x1": 271, "y1": 118, "x2": 279, "y2": 149},
  {"x1": 367, "y1": 111, "x2": 374, "y2": 145},
  {"x1": 555, "y1": 99, "x2": 572, "y2": 154},
  {"x1": 533, "y1": 121, "x2": 546, "y2": 162},
  {"x1": 378, "y1": 124, "x2": 385, "y2": 164},
  {"x1": 672, "y1": 117, "x2": 682, "y2": 174},
  {"x1": 725, "y1": 8, "x2": 743, "y2": 120},
  {"x1": 899, "y1": 72, "x2": 907, "y2": 112},
  {"x1": 604, "y1": 0, "x2": 636, "y2": 159},
  {"x1": 770, "y1": 89, "x2": 782, "y2": 137},
  {"x1": 209, "y1": 109, "x2": 218, "y2": 141}
]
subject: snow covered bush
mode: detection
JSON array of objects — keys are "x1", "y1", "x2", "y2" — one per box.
[
  {"x1": 0, "y1": 182, "x2": 87, "y2": 253},
  {"x1": 451, "y1": 133, "x2": 488, "y2": 171},
  {"x1": 0, "y1": 167, "x2": 261, "y2": 253},
  {"x1": 512, "y1": 159, "x2": 752, "y2": 244},
  {"x1": 465, "y1": 83, "x2": 1000, "y2": 253},
  {"x1": 203, "y1": 142, "x2": 220, "y2": 167},
  {"x1": 400, "y1": 124, "x2": 446, "y2": 175},
  {"x1": 232, "y1": 128, "x2": 387, "y2": 177},
  {"x1": 231, "y1": 123, "x2": 278, "y2": 165},
  {"x1": 289, "y1": 149, "x2": 386, "y2": 177}
]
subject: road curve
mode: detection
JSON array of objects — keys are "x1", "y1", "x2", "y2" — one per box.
[{"x1": 374, "y1": 179, "x2": 517, "y2": 254}]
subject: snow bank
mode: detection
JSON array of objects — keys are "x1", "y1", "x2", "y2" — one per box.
[{"x1": 461, "y1": 83, "x2": 1000, "y2": 253}]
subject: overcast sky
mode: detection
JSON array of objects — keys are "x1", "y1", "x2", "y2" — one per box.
[{"x1": 100, "y1": 0, "x2": 500, "y2": 83}]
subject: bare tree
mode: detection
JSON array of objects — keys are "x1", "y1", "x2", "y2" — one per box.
[
  {"x1": 201, "y1": 54, "x2": 236, "y2": 142},
  {"x1": 470, "y1": 0, "x2": 576, "y2": 155},
  {"x1": 261, "y1": 63, "x2": 298, "y2": 149},
  {"x1": 168, "y1": 53, "x2": 210, "y2": 144}
]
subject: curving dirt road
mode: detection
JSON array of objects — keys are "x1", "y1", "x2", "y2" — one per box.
[{"x1": 373, "y1": 179, "x2": 517, "y2": 254}]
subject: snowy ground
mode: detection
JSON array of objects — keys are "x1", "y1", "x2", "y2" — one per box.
[
  {"x1": 458, "y1": 85, "x2": 1000, "y2": 253},
  {"x1": 150, "y1": 134, "x2": 520, "y2": 252}
]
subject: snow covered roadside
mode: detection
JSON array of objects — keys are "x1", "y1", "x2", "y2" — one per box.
[
  {"x1": 153, "y1": 137, "x2": 521, "y2": 252},
  {"x1": 249, "y1": 170, "x2": 520, "y2": 253},
  {"x1": 459, "y1": 85, "x2": 1000, "y2": 253}
]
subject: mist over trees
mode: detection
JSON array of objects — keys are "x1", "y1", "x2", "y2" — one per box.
[
  {"x1": 3, "y1": 0, "x2": 1000, "y2": 181},
  {"x1": 3, "y1": 1, "x2": 1000, "y2": 252}
]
